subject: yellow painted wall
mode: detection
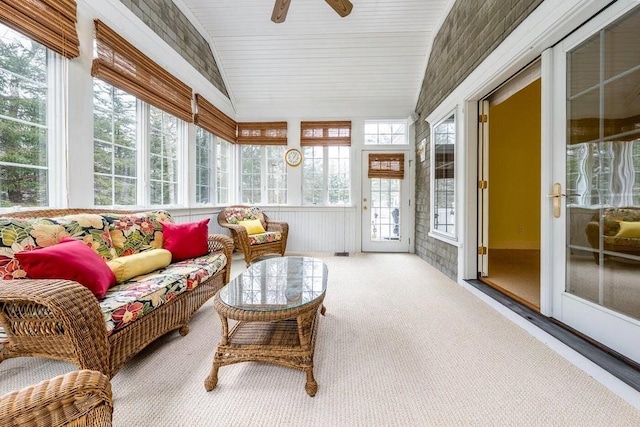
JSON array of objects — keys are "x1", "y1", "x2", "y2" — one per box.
[{"x1": 488, "y1": 79, "x2": 541, "y2": 249}]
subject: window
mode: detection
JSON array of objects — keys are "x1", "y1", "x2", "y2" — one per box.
[
  {"x1": 364, "y1": 120, "x2": 408, "y2": 145},
  {"x1": 431, "y1": 114, "x2": 456, "y2": 237},
  {"x1": 93, "y1": 80, "x2": 137, "y2": 206},
  {"x1": 216, "y1": 137, "x2": 231, "y2": 204},
  {"x1": 0, "y1": 23, "x2": 51, "y2": 208},
  {"x1": 92, "y1": 22, "x2": 190, "y2": 208},
  {"x1": 93, "y1": 80, "x2": 186, "y2": 207},
  {"x1": 195, "y1": 127, "x2": 231, "y2": 205},
  {"x1": 302, "y1": 146, "x2": 350, "y2": 205},
  {"x1": 195, "y1": 127, "x2": 213, "y2": 204},
  {"x1": 149, "y1": 106, "x2": 180, "y2": 205},
  {"x1": 240, "y1": 145, "x2": 286, "y2": 204},
  {"x1": 301, "y1": 121, "x2": 351, "y2": 206}
]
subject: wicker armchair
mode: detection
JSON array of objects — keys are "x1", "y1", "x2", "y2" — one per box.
[
  {"x1": 217, "y1": 206, "x2": 289, "y2": 266},
  {"x1": 0, "y1": 370, "x2": 113, "y2": 426}
]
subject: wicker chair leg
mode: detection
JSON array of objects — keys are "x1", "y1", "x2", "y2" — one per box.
[
  {"x1": 179, "y1": 324, "x2": 189, "y2": 336},
  {"x1": 204, "y1": 363, "x2": 220, "y2": 391},
  {"x1": 304, "y1": 369, "x2": 317, "y2": 397}
]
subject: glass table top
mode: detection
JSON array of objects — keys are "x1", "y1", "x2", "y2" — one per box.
[{"x1": 219, "y1": 256, "x2": 328, "y2": 312}]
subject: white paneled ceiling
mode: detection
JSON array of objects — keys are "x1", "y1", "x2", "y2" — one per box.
[{"x1": 179, "y1": 0, "x2": 451, "y2": 120}]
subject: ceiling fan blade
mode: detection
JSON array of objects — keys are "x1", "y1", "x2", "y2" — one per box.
[
  {"x1": 324, "y1": 0, "x2": 353, "y2": 17},
  {"x1": 271, "y1": 0, "x2": 291, "y2": 23}
]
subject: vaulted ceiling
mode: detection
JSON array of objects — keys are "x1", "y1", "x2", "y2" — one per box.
[{"x1": 179, "y1": 0, "x2": 451, "y2": 120}]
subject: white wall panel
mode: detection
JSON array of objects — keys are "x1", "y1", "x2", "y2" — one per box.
[{"x1": 170, "y1": 207, "x2": 357, "y2": 254}]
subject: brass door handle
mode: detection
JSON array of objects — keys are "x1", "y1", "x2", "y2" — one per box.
[{"x1": 546, "y1": 183, "x2": 565, "y2": 218}]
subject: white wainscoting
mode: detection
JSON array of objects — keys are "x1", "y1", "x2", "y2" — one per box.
[{"x1": 170, "y1": 206, "x2": 357, "y2": 254}]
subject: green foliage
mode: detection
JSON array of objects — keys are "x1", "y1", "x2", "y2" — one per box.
[{"x1": 0, "y1": 31, "x2": 49, "y2": 207}]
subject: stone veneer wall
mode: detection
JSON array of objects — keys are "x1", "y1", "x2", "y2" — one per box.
[
  {"x1": 118, "y1": 0, "x2": 229, "y2": 98},
  {"x1": 414, "y1": 0, "x2": 543, "y2": 280}
]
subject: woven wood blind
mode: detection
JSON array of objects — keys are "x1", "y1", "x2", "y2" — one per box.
[
  {"x1": 368, "y1": 153, "x2": 405, "y2": 179},
  {"x1": 300, "y1": 121, "x2": 351, "y2": 146},
  {"x1": 237, "y1": 122, "x2": 287, "y2": 145},
  {"x1": 91, "y1": 20, "x2": 193, "y2": 122},
  {"x1": 194, "y1": 94, "x2": 237, "y2": 143},
  {"x1": 0, "y1": 0, "x2": 80, "y2": 58}
]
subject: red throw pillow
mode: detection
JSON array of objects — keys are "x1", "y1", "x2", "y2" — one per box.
[
  {"x1": 14, "y1": 237, "x2": 116, "y2": 299},
  {"x1": 162, "y1": 218, "x2": 210, "y2": 262}
]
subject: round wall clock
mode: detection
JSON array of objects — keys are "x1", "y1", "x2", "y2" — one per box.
[{"x1": 285, "y1": 148, "x2": 302, "y2": 167}]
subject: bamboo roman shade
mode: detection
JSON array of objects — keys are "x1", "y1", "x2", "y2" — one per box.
[
  {"x1": 237, "y1": 122, "x2": 287, "y2": 145},
  {"x1": 368, "y1": 153, "x2": 405, "y2": 179},
  {"x1": 92, "y1": 20, "x2": 193, "y2": 122},
  {"x1": 0, "y1": 0, "x2": 80, "y2": 58},
  {"x1": 194, "y1": 94, "x2": 237, "y2": 143},
  {"x1": 300, "y1": 121, "x2": 351, "y2": 146}
]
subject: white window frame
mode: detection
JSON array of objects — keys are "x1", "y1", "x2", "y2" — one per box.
[
  {"x1": 302, "y1": 145, "x2": 351, "y2": 206},
  {"x1": 364, "y1": 120, "x2": 409, "y2": 145},
  {"x1": 239, "y1": 145, "x2": 287, "y2": 205},
  {"x1": 429, "y1": 110, "x2": 458, "y2": 242},
  {"x1": 92, "y1": 78, "x2": 188, "y2": 209},
  {"x1": 0, "y1": 24, "x2": 66, "y2": 210},
  {"x1": 195, "y1": 126, "x2": 215, "y2": 205},
  {"x1": 147, "y1": 104, "x2": 185, "y2": 207}
]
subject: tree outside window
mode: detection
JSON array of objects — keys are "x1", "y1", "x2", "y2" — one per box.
[
  {"x1": 302, "y1": 146, "x2": 350, "y2": 205},
  {"x1": 93, "y1": 80, "x2": 137, "y2": 206},
  {"x1": 0, "y1": 24, "x2": 49, "y2": 207},
  {"x1": 240, "y1": 145, "x2": 286, "y2": 204}
]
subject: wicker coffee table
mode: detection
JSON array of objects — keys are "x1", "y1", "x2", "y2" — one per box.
[{"x1": 205, "y1": 256, "x2": 327, "y2": 396}]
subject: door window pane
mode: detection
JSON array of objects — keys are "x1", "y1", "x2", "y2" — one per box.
[
  {"x1": 566, "y1": 6, "x2": 640, "y2": 321},
  {"x1": 369, "y1": 178, "x2": 401, "y2": 241}
]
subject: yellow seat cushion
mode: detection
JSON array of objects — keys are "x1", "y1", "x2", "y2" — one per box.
[
  {"x1": 238, "y1": 219, "x2": 266, "y2": 235},
  {"x1": 616, "y1": 221, "x2": 640, "y2": 238},
  {"x1": 107, "y1": 248, "x2": 172, "y2": 283}
]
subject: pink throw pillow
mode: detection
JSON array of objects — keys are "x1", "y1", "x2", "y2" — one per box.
[
  {"x1": 161, "y1": 218, "x2": 210, "y2": 262},
  {"x1": 14, "y1": 237, "x2": 116, "y2": 299}
]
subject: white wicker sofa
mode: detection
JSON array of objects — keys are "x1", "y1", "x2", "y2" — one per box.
[{"x1": 0, "y1": 208, "x2": 233, "y2": 378}]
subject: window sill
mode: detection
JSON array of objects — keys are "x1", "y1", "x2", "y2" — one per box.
[{"x1": 428, "y1": 231, "x2": 461, "y2": 247}]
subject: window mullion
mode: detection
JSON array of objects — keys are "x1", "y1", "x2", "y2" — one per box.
[
  {"x1": 323, "y1": 147, "x2": 330, "y2": 205},
  {"x1": 138, "y1": 101, "x2": 148, "y2": 207},
  {"x1": 49, "y1": 51, "x2": 66, "y2": 207},
  {"x1": 261, "y1": 146, "x2": 268, "y2": 204}
]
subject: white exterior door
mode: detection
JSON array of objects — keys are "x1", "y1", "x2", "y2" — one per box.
[
  {"x1": 547, "y1": 1, "x2": 640, "y2": 364},
  {"x1": 361, "y1": 151, "x2": 410, "y2": 252}
]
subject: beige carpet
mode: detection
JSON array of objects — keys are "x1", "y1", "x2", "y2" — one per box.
[{"x1": 1, "y1": 253, "x2": 640, "y2": 426}]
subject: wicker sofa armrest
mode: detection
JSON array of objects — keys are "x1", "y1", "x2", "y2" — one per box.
[
  {"x1": 0, "y1": 280, "x2": 110, "y2": 375},
  {"x1": 0, "y1": 369, "x2": 113, "y2": 427},
  {"x1": 208, "y1": 234, "x2": 234, "y2": 284}
]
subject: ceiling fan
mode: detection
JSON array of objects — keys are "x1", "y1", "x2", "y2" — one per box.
[{"x1": 271, "y1": 0, "x2": 353, "y2": 23}]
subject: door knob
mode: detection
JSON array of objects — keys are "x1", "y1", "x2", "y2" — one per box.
[
  {"x1": 546, "y1": 183, "x2": 565, "y2": 218},
  {"x1": 363, "y1": 206, "x2": 368, "y2": 210}
]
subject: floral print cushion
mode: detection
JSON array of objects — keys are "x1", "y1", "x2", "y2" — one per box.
[
  {"x1": 52, "y1": 214, "x2": 115, "y2": 260},
  {"x1": 248, "y1": 231, "x2": 282, "y2": 246},
  {"x1": 99, "y1": 252, "x2": 226, "y2": 335},
  {"x1": 0, "y1": 215, "x2": 113, "y2": 280},
  {"x1": 164, "y1": 252, "x2": 227, "y2": 290},
  {"x1": 100, "y1": 271, "x2": 187, "y2": 335},
  {"x1": 224, "y1": 207, "x2": 266, "y2": 229},
  {"x1": 102, "y1": 211, "x2": 172, "y2": 257}
]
